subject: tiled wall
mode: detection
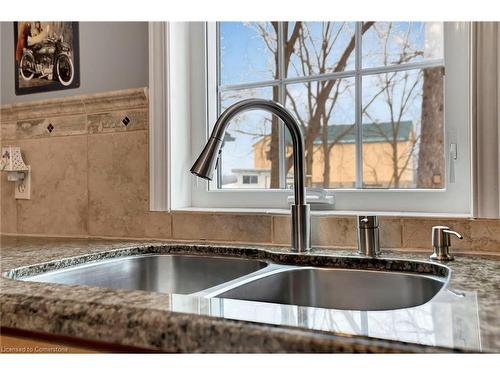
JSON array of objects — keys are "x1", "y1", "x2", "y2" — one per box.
[
  {"x1": 1, "y1": 88, "x2": 499, "y2": 256},
  {"x1": 1, "y1": 88, "x2": 170, "y2": 239}
]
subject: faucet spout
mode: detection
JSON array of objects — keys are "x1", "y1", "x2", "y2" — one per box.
[{"x1": 190, "y1": 99, "x2": 311, "y2": 252}]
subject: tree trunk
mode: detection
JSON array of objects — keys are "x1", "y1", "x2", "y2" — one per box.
[
  {"x1": 392, "y1": 138, "x2": 400, "y2": 188},
  {"x1": 417, "y1": 67, "x2": 444, "y2": 188}
]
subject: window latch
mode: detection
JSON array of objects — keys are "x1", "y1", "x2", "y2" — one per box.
[{"x1": 449, "y1": 143, "x2": 458, "y2": 183}]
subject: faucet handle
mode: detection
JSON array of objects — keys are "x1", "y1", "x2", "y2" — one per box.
[
  {"x1": 430, "y1": 226, "x2": 463, "y2": 261},
  {"x1": 358, "y1": 215, "x2": 379, "y2": 228}
]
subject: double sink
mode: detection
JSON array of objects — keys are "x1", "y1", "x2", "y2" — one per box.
[{"x1": 22, "y1": 253, "x2": 448, "y2": 312}]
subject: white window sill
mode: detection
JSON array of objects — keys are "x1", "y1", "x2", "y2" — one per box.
[{"x1": 172, "y1": 207, "x2": 472, "y2": 218}]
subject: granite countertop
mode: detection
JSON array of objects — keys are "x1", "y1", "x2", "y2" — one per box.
[{"x1": 1, "y1": 235, "x2": 499, "y2": 353}]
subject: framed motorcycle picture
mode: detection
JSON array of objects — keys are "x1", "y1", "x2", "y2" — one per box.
[{"x1": 14, "y1": 21, "x2": 80, "y2": 95}]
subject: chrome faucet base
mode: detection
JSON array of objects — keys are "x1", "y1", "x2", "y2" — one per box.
[
  {"x1": 291, "y1": 204, "x2": 311, "y2": 252},
  {"x1": 430, "y1": 251, "x2": 454, "y2": 262}
]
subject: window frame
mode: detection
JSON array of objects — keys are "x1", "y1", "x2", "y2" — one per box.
[{"x1": 189, "y1": 22, "x2": 472, "y2": 215}]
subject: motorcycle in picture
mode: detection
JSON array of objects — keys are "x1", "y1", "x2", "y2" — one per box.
[{"x1": 19, "y1": 36, "x2": 74, "y2": 86}]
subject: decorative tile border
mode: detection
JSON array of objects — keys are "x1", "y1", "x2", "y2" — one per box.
[
  {"x1": 1, "y1": 88, "x2": 148, "y2": 140},
  {"x1": 87, "y1": 108, "x2": 148, "y2": 134},
  {"x1": 13, "y1": 115, "x2": 88, "y2": 140},
  {"x1": 82, "y1": 88, "x2": 148, "y2": 114}
]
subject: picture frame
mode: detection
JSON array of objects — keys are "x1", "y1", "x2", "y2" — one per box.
[{"x1": 14, "y1": 21, "x2": 80, "y2": 95}]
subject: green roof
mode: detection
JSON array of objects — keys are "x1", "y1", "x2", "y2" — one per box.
[{"x1": 283, "y1": 121, "x2": 413, "y2": 144}]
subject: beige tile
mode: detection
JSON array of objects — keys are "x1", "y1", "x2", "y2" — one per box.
[
  {"x1": 314, "y1": 216, "x2": 357, "y2": 248},
  {"x1": 173, "y1": 212, "x2": 272, "y2": 243},
  {"x1": 401, "y1": 217, "x2": 471, "y2": 251},
  {"x1": 1, "y1": 122, "x2": 17, "y2": 141},
  {"x1": 15, "y1": 115, "x2": 87, "y2": 139},
  {"x1": 0, "y1": 173, "x2": 17, "y2": 234},
  {"x1": 141, "y1": 212, "x2": 172, "y2": 239},
  {"x1": 15, "y1": 136, "x2": 89, "y2": 236},
  {"x1": 273, "y1": 215, "x2": 358, "y2": 248},
  {"x1": 469, "y1": 219, "x2": 500, "y2": 254},
  {"x1": 87, "y1": 109, "x2": 148, "y2": 134},
  {"x1": 88, "y1": 131, "x2": 171, "y2": 239},
  {"x1": 272, "y1": 215, "x2": 290, "y2": 245},
  {"x1": 379, "y1": 217, "x2": 402, "y2": 249}
]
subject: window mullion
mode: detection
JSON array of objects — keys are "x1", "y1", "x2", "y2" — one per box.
[
  {"x1": 360, "y1": 59, "x2": 445, "y2": 76},
  {"x1": 278, "y1": 22, "x2": 286, "y2": 189},
  {"x1": 218, "y1": 60, "x2": 443, "y2": 93},
  {"x1": 215, "y1": 22, "x2": 223, "y2": 189},
  {"x1": 354, "y1": 22, "x2": 363, "y2": 189}
]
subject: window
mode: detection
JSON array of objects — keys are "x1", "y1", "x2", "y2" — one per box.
[
  {"x1": 242, "y1": 175, "x2": 259, "y2": 184},
  {"x1": 215, "y1": 22, "x2": 446, "y2": 190},
  {"x1": 188, "y1": 22, "x2": 471, "y2": 213}
]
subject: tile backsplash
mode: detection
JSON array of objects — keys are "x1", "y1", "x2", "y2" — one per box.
[
  {"x1": 1, "y1": 87, "x2": 170, "y2": 239},
  {"x1": 1, "y1": 88, "x2": 499, "y2": 256}
]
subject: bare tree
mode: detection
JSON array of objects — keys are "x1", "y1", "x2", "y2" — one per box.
[
  {"x1": 362, "y1": 68, "x2": 422, "y2": 188},
  {"x1": 251, "y1": 22, "x2": 302, "y2": 187},
  {"x1": 320, "y1": 81, "x2": 356, "y2": 187},
  {"x1": 284, "y1": 22, "x2": 374, "y2": 187},
  {"x1": 251, "y1": 22, "x2": 374, "y2": 187},
  {"x1": 361, "y1": 22, "x2": 439, "y2": 188},
  {"x1": 227, "y1": 21, "x2": 443, "y2": 190},
  {"x1": 418, "y1": 66, "x2": 444, "y2": 188}
]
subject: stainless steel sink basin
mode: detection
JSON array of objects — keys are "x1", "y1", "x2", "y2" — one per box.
[
  {"x1": 213, "y1": 267, "x2": 446, "y2": 311},
  {"x1": 24, "y1": 254, "x2": 268, "y2": 295},
  {"x1": 20, "y1": 252, "x2": 447, "y2": 312}
]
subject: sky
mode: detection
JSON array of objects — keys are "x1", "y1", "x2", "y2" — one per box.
[{"x1": 216, "y1": 22, "x2": 444, "y2": 186}]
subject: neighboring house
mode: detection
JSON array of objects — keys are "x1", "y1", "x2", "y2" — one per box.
[
  {"x1": 228, "y1": 121, "x2": 416, "y2": 188},
  {"x1": 222, "y1": 168, "x2": 271, "y2": 188}
]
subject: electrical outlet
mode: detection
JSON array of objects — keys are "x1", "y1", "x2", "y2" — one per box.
[{"x1": 15, "y1": 166, "x2": 31, "y2": 200}]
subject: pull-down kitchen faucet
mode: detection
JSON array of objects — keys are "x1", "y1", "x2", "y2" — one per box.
[{"x1": 190, "y1": 99, "x2": 311, "y2": 252}]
